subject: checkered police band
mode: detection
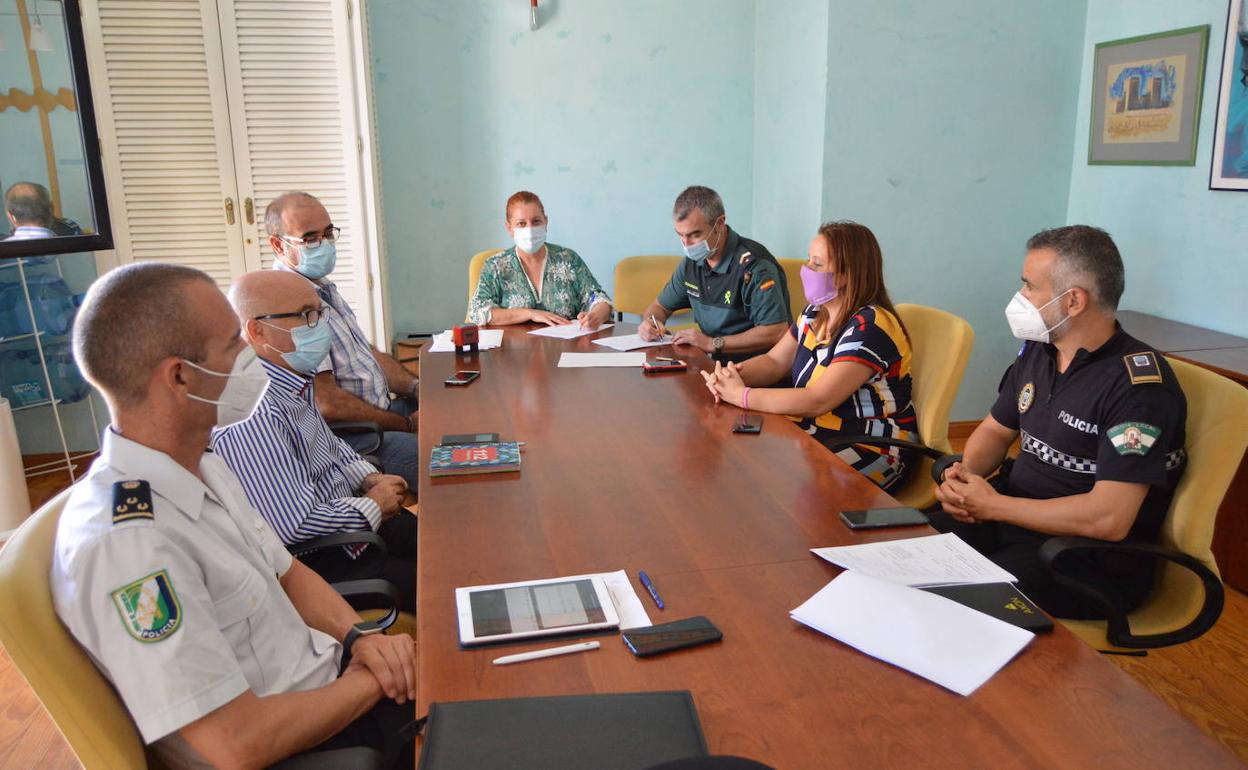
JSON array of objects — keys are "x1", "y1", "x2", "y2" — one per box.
[{"x1": 1021, "y1": 431, "x2": 1186, "y2": 475}]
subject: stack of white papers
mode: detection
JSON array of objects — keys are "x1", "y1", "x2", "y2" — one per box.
[
  {"x1": 557, "y1": 352, "x2": 647, "y2": 368},
  {"x1": 528, "y1": 322, "x2": 614, "y2": 339},
  {"x1": 426, "y1": 328, "x2": 506, "y2": 353},
  {"x1": 592, "y1": 333, "x2": 674, "y2": 352},
  {"x1": 811, "y1": 533, "x2": 1017, "y2": 587},
  {"x1": 791, "y1": 571, "x2": 1033, "y2": 696}
]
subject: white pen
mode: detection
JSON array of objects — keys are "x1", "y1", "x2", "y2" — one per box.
[{"x1": 492, "y1": 641, "x2": 600, "y2": 666}]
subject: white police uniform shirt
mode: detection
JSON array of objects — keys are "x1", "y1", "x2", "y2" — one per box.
[{"x1": 51, "y1": 429, "x2": 340, "y2": 768}]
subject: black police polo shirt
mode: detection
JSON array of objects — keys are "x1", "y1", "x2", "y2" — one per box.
[{"x1": 990, "y1": 325, "x2": 1187, "y2": 543}]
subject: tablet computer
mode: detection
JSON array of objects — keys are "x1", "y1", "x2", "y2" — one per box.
[{"x1": 455, "y1": 575, "x2": 620, "y2": 646}]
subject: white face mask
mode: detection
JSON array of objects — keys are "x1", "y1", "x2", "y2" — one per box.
[
  {"x1": 513, "y1": 225, "x2": 546, "y2": 254},
  {"x1": 183, "y1": 347, "x2": 270, "y2": 427},
  {"x1": 1005, "y1": 289, "x2": 1072, "y2": 343}
]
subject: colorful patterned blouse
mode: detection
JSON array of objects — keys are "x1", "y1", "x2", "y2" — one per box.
[
  {"x1": 788, "y1": 304, "x2": 919, "y2": 490},
  {"x1": 468, "y1": 244, "x2": 611, "y2": 325}
]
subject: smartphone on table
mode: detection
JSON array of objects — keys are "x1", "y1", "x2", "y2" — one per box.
[
  {"x1": 838, "y1": 506, "x2": 929, "y2": 530},
  {"x1": 732, "y1": 413, "x2": 762, "y2": 434},
  {"x1": 622, "y1": 616, "x2": 723, "y2": 657},
  {"x1": 444, "y1": 370, "x2": 480, "y2": 386}
]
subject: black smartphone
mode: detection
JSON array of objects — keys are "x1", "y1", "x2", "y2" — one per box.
[
  {"x1": 622, "y1": 616, "x2": 723, "y2": 657},
  {"x1": 839, "y1": 506, "x2": 929, "y2": 530},
  {"x1": 444, "y1": 370, "x2": 480, "y2": 386},
  {"x1": 732, "y1": 413, "x2": 763, "y2": 434},
  {"x1": 441, "y1": 432, "x2": 499, "y2": 445}
]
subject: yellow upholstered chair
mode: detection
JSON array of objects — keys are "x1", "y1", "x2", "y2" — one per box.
[
  {"x1": 0, "y1": 489, "x2": 147, "y2": 769},
  {"x1": 612, "y1": 255, "x2": 692, "y2": 326},
  {"x1": 824, "y1": 304, "x2": 974, "y2": 511},
  {"x1": 777, "y1": 258, "x2": 807, "y2": 323},
  {"x1": 465, "y1": 248, "x2": 503, "y2": 320},
  {"x1": 1044, "y1": 356, "x2": 1248, "y2": 650}
]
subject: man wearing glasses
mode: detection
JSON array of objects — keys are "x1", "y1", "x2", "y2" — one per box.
[
  {"x1": 265, "y1": 192, "x2": 419, "y2": 489},
  {"x1": 211, "y1": 270, "x2": 416, "y2": 611}
]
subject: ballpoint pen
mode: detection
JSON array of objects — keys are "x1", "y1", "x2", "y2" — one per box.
[
  {"x1": 493, "y1": 641, "x2": 599, "y2": 666},
  {"x1": 638, "y1": 570, "x2": 665, "y2": 610}
]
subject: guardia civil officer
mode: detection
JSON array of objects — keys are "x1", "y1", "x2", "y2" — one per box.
[
  {"x1": 51, "y1": 263, "x2": 417, "y2": 769},
  {"x1": 637, "y1": 186, "x2": 792, "y2": 362},
  {"x1": 933, "y1": 225, "x2": 1187, "y2": 619}
]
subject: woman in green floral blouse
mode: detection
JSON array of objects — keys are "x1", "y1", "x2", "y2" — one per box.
[{"x1": 468, "y1": 191, "x2": 614, "y2": 328}]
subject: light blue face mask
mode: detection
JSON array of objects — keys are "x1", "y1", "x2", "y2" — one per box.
[
  {"x1": 291, "y1": 240, "x2": 337, "y2": 280},
  {"x1": 261, "y1": 317, "x2": 333, "y2": 374},
  {"x1": 681, "y1": 220, "x2": 723, "y2": 263}
]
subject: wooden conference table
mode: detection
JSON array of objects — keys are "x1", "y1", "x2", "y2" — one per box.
[{"x1": 416, "y1": 324, "x2": 1236, "y2": 769}]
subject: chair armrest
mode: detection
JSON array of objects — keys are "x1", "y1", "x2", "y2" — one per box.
[
  {"x1": 329, "y1": 421, "x2": 384, "y2": 457},
  {"x1": 1038, "y1": 537, "x2": 1225, "y2": 648},
  {"x1": 288, "y1": 530, "x2": 388, "y2": 558},
  {"x1": 332, "y1": 578, "x2": 401, "y2": 630},
  {"x1": 930, "y1": 453, "x2": 963, "y2": 484},
  {"x1": 818, "y1": 434, "x2": 948, "y2": 462},
  {"x1": 270, "y1": 746, "x2": 386, "y2": 770}
]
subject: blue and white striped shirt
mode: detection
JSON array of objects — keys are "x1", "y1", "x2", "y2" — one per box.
[
  {"x1": 274, "y1": 263, "x2": 392, "y2": 409},
  {"x1": 210, "y1": 359, "x2": 381, "y2": 556}
]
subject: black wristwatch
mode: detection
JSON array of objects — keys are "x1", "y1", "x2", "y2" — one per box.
[{"x1": 340, "y1": 619, "x2": 386, "y2": 672}]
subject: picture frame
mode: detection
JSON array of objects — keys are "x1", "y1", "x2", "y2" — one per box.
[
  {"x1": 1210, "y1": 0, "x2": 1248, "y2": 189},
  {"x1": 1088, "y1": 25, "x2": 1210, "y2": 166}
]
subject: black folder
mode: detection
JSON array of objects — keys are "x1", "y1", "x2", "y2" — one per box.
[
  {"x1": 921, "y1": 583, "x2": 1055, "y2": 633},
  {"x1": 417, "y1": 691, "x2": 709, "y2": 770}
]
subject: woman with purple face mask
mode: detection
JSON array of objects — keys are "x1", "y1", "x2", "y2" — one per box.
[{"x1": 701, "y1": 221, "x2": 919, "y2": 490}]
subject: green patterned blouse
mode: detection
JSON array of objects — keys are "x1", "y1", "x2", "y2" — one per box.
[{"x1": 468, "y1": 243, "x2": 612, "y2": 325}]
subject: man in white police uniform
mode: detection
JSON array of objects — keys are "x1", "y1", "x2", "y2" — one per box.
[{"x1": 51, "y1": 263, "x2": 417, "y2": 769}]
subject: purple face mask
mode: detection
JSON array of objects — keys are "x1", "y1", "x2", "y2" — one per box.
[{"x1": 800, "y1": 264, "x2": 839, "y2": 306}]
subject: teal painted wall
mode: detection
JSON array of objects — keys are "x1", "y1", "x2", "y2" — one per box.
[
  {"x1": 820, "y1": 0, "x2": 1089, "y2": 421},
  {"x1": 751, "y1": 0, "x2": 829, "y2": 261},
  {"x1": 370, "y1": 0, "x2": 757, "y2": 332},
  {"x1": 1068, "y1": 0, "x2": 1248, "y2": 338}
]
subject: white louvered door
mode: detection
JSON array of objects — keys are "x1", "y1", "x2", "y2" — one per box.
[
  {"x1": 82, "y1": 0, "x2": 381, "y2": 338},
  {"x1": 216, "y1": 0, "x2": 374, "y2": 335},
  {"x1": 83, "y1": 0, "x2": 249, "y2": 286}
]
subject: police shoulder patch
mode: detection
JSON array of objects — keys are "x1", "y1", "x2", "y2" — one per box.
[
  {"x1": 1108, "y1": 421, "x2": 1161, "y2": 456},
  {"x1": 111, "y1": 569, "x2": 182, "y2": 642},
  {"x1": 112, "y1": 480, "x2": 154, "y2": 524},
  {"x1": 1124, "y1": 351, "x2": 1163, "y2": 385},
  {"x1": 1018, "y1": 382, "x2": 1035, "y2": 414}
]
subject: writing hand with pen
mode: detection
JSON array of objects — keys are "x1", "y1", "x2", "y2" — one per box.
[{"x1": 638, "y1": 313, "x2": 668, "y2": 342}]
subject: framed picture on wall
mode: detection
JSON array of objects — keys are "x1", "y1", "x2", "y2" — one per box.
[
  {"x1": 1088, "y1": 25, "x2": 1210, "y2": 166},
  {"x1": 1211, "y1": 0, "x2": 1248, "y2": 189}
]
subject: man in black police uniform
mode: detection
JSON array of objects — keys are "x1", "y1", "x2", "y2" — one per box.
[
  {"x1": 933, "y1": 225, "x2": 1186, "y2": 619},
  {"x1": 637, "y1": 186, "x2": 791, "y2": 362}
]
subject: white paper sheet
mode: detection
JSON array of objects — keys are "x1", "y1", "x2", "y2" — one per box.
[
  {"x1": 426, "y1": 328, "x2": 506, "y2": 353},
  {"x1": 591, "y1": 333, "x2": 674, "y2": 352},
  {"x1": 811, "y1": 533, "x2": 1017, "y2": 587},
  {"x1": 562, "y1": 569, "x2": 653, "y2": 630},
  {"x1": 528, "y1": 322, "x2": 615, "y2": 339},
  {"x1": 557, "y1": 352, "x2": 647, "y2": 368},
  {"x1": 791, "y1": 571, "x2": 1033, "y2": 696}
]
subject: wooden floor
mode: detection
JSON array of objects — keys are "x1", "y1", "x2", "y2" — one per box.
[{"x1": 3, "y1": 446, "x2": 1248, "y2": 768}]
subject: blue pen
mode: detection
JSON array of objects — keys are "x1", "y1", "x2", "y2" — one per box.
[{"x1": 638, "y1": 571, "x2": 665, "y2": 610}]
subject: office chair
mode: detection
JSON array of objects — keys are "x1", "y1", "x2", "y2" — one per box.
[
  {"x1": 612, "y1": 255, "x2": 692, "y2": 326},
  {"x1": 1037, "y1": 356, "x2": 1248, "y2": 650},
  {"x1": 288, "y1": 531, "x2": 418, "y2": 638},
  {"x1": 0, "y1": 490, "x2": 384, "y2": 769},
  {"x1": 821, "y1": 303, "x2": 974, "y2": 510},
  {"x1": 776, "y1": 257, "x2": 806, "y2": 323},
  {"x1": 465, "y1": 248, "x2": 503, "y2": 321}
]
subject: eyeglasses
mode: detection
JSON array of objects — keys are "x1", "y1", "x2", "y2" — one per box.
[
  {"x1": 279, "y1": 225, "x2": 341, "y2": 248},
  {"x1": 254, "y1": 304, "x2": 330, "y2": 328}
]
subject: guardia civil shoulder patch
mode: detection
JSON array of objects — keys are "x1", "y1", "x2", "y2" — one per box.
[
  {"x1": 112, "y1": 480, "x2": 153, "y2": 524},
  {"x1": 1018, "y1": 382, "x2": 1035, "y2": 414},
  {"x1": 759, "y1": 279, "x2": 776, "y2": 292},
  {"x1": 111, "y1": 570, "x2": 182, "y2": 643},
  {"x1": 1108, "y1": 421, "x2": 1161, "y2": 456},
  {"x1": 1124, "y1": 352, "x2": 1163, "y2": 385}
]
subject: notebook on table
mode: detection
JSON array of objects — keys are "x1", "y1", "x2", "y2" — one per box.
[
  {"x1": 417, "y1": 691, "x2": 708, "y2": 770},
  {"x1": 920, "y1": 582, "x2": 1054, "y2": 633},
  {"x1": 429, "y1": 442, "x2": 521, "y2": 477}
]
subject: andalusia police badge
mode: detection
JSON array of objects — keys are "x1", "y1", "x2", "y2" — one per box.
[
  {"x1": 1018, "y1": 382, "x2": 1035, "y2": 414},
  {"x1": 111, "y1": 570, "x2": 182, "y2": 642}
]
